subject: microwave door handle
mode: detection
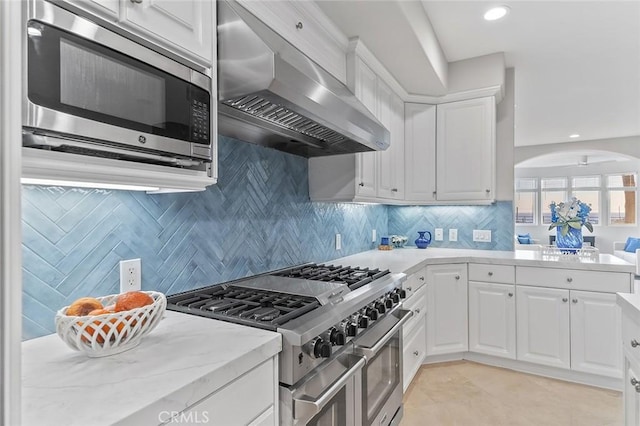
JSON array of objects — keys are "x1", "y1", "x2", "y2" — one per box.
[
  {"x1": 356, "y1": 309, "x2": 413, "y2": 359},
  {"x1": 294, "y1": 356, "x2": 366, "y2": 421}
]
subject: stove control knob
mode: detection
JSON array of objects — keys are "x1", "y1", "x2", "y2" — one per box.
[
  {"x1": 375, "y1": 301, "x2": 386, "y2": 314},
  {"x1": 384, "y1": 297, "x2": 394, "y2": 309},
  {"x1": 346, "y1": 322, "x2": 358, "y2": 336},
  {"x1": 395, "y1": 288, "x2": 407, "y2": 299},
  {"x1": 330, "y1": 327, "x2": 346, "y2": 346},
  {"x1": 312, "y1": 338, "x2": 332, "y2": 358},
  {"x1": 390, "y1": 293, "x2": 401, "y2": 303},
  {"x1": 358, "y1": 315, "x2": 369, "y2": 329},
  {"x1": 366, "y1": 307, "x2": 378, "y2": 321}
]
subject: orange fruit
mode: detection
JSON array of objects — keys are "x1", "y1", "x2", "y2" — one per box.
[
  {"x1": 66, "y1": 297, "x2": 103, "y2": 316},
  {"x1": 115, "y1": 291, "x2": 153, "y2": 312},
  {"x1": 81, "y1": 309, "x2": 125, "y2": 344}
]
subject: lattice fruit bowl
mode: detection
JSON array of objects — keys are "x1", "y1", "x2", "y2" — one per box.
[{"x1": 55, "y1": 291, "x2": 166, "y2": 357}]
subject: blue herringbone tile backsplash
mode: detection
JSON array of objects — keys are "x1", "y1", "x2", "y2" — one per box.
[
  {"x1": 21, "y1": 136, "x2": 388, "y2": 339},
  {"x1": 22, "y1": 136, "x2": 513, "y2": 339}
]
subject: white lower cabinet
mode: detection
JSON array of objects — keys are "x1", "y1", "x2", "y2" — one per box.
[
  {"x1": 402, "y1": 283, "x2": 426, "y2": 391},
  {"x1": 425, "y1": 264, "x2": 468, "y2": 356},
  {"x1": 170, "y1": 357, "x2": 278, "y2": 426},
  {"x1": 625, "y1": 361, "x2": 640, "y2": 426},
  {"x1": 516, "y1": 285, "x2": 622, "y2": 377},
  {"x1": 468, "y1": 281, "x2": 516, "y2": 359},
  {"x1": 516, "y1": 286, "x2": 570, "y2": 369}
]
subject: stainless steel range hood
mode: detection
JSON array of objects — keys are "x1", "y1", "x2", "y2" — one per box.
[{"x1": 217, "y1": 0, "x2": 390, "y2": 158}]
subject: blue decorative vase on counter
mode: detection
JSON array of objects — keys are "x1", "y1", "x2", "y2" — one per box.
[
  {"x1": 415, "y1": 231, "x2": 432, "y2": 249},
  {"x1": 556, "y1": 226, "x2": 582, "y2": 253}
]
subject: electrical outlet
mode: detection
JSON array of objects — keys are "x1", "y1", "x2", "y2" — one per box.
[
  {"x1": 449, "y1": 229, "x2": 458, "y2": 242},
  {"x1": 473, "y1": 230, "x2": 492, "y2": 242},
  {"x1": 120, "y1": 258, "x2": 141, "y2": 293},
  {"x1": 335, "y1": 233, "x2": 342, "y2": 250},
  {"x1": 435, "y1": 228, "x2": 444, "y2": 241},
  {"x1": 372, "y1": 229, "x2": 377, "y2": 243}
]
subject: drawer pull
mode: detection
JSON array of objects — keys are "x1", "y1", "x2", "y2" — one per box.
[
  {"x1": 358, "y1": 182, "x2": 364, "y2": 187},
  {"x1": 413, "y1": 351, "x2": 419, "y2": 356},
  {"x1": 296, "y1": 21, "x2": 303, "y2": 30},
  {"x1": 488, "y1": 272, "x2": 493, "y2": 276},
  {"x1": 419, "y1": 276, "x2": 425, "y2": 281},
  {"x1": 562, "y1": 298, "x2": 568, "y2": 303},
  {"x1": 407, "y1": 287, "x2": 413, "y2": 292},
  {"x1": 415, "y1": 308, "x2": 421, "y2": 314},
  {"x1": 508, "y1": 292, "x2": 513, "y2": 297},
  {"x1": 632, "y1": 339, "x2": 640, "y2": 348},
  {"x1": 632, "y1": 378, "x2": 640, "y2": 392},
  {"x1": 572, "y1": 298, "x2": 578, "y2": 304},
  {"x1": 566, "y1": 277, "x2": 573, "y2": 283},
  {"x1": 455, "y1": 275, "x2": 460, "y2": 280}
]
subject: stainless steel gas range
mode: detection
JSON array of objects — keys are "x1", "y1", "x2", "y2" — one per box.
[{"x1": 167, "y1": 263, "x2": 411, "y2": 426}]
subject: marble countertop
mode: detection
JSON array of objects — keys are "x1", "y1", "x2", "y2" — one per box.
[
  {"x1": 331, "y1": 248, "x2": 635, "y2": 276},
  {"x1": 22, "y1": 311, "x2": 281, "y2": 426},
  {"x1": 617, "y1": 292, "x2": 640, "y2": 324}
]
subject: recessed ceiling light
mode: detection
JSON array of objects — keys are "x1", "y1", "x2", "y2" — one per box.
[
  {"x1": 484, "y1": 6, "x2": 510, "y2": 21},
  {"x1": 569, "y1": 134, "x2": 580, "y2": 138}
]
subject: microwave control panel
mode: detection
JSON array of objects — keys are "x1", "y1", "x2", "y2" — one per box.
[{"x1": 191, "y1": 99, "x2": 210, "y2": 144}]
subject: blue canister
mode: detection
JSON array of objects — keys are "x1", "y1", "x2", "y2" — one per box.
[{"x1": 381, "y1": 236, "x2": 389, "y2": 245}]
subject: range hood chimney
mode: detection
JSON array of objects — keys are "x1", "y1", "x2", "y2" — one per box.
[{"x1": 217, "y1": 0, "x2": 390, "y2": 158}]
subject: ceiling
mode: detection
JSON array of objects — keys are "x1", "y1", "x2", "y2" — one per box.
[{"x1": 316, "y1": 1, "x2": 640, "y2": 148}]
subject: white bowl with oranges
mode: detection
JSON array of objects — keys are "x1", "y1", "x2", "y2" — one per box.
[{"x1": 55, "y1": 290, "x2": 166, "y2": 357}]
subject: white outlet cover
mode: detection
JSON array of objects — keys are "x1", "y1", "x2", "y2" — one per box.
[
  {"x1": 120, "y1": 258, "x2": 141, "y2": 293},
  {"x1": 435, "y1": 228, "x2": 444, "y2": 241},
  {"x1": 335, "y1": 233, "x2": 342, "y2": 250},
  {"x1": 372, "y1": 229, "x2": 377, "y2": 243},
  {"x1": 449, "y1": 229, "x2": 458, "y2": 242}
]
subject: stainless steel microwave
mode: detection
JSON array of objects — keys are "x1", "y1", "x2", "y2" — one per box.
[{"x1": 23, "y1": 1, "x2": 212, "y2": 169}]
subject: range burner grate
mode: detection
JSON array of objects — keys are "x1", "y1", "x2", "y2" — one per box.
[
  {"x1": 167, "y1": 285, "x2": 319, "y2": 331},
  {"x1": 273, "y1": 263, "x2": 390, "y2": 291}
]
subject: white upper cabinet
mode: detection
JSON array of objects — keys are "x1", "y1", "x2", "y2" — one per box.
[
  {"x1": 58, "y1": 0, "x2": 214, "y2": 67},
  {"x1": 120, "y1": 0, "x2": 213, "y2": 65},
  {"x1": 353, "y1": 59, "x2": 378, "y2": 198},
  {"x1": 436, "y1": 97, "x2": 496, "y2": 202},
  {"x1": 404, "y1": 103, "x2": 436, "y2": 203},
  {"x1": 377, "y1": 82, "x2": 405, "y2": 200}
]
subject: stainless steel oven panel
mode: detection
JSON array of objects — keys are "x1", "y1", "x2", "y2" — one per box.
[
  {"x1": 280, "y1": 352, "x2": 364, "y2": 426},
  {"x1": 23, "y1": 1, "x2": 212, "y2": 162},
  {"x1": 352, "y1": 309, "x2": 412, "y2": 360}
]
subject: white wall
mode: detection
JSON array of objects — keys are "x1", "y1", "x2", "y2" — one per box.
[{"x1": 496, "y1": 68, "x2": 515, "y2": 201}]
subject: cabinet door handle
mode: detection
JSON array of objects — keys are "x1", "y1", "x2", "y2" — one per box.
[
  {"x1": 631, "y1": 339, "x2": 640, "y2": 348},
  {"x1": 407, "y1": 287, "x2": 412, "y2": 292},
  {"x1": 562, "y1": 298, "x2": 568, "y2": 303},
  {"x1": 508, "y1": 292, "x2": 513, "y2": 297},
  {"x1": 130, "y1": 0, "x2": 142, "y2": 3},
  {"x1": 413, "y1": 351, "x2": 419, "y2": 356},
  {"x1": 632, "y1": 378, "x2": 640, "y2": 392},
  {"x1": 419, "y1": 276, "x2": 425, "y2": 281},
  {"x1": 488, "y1": 272, "x2": 493, "y2": 276},
  {"x1": 566, "y1": 277, "x2": 573, "y2": 283},
  {"x1": 296, "y1": 21, "x2": 303, "y2": 30},
  {"x1": 414, "y1": 308, "x2": 421, "y2": 314},
  {"x1": 485, "y1": 189, "x2": 490, "y2": 194},
  {"x1": 432, "y1": 191, "x2": 437, "y2": 197},
  {"x1": 391, "y1": 188, "x2": 398, "y2": 192},
  {"x1": 358, "y1": 182, "x2": 364, "y2": 187},
  {"x1": 455, "y1": 275, "x2": 460, "y2": 280},
  {"x1": 572, "y1": 298, "x2": 578, "y2": 304}
]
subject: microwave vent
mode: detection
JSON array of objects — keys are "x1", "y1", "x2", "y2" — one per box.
[{"x1": 224, "y1": 95, "x2": 347, "y2": 145}]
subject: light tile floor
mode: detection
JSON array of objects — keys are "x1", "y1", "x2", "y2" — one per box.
[{"x1": 400, "y1": 361, "x2": 623, "y2": 426}]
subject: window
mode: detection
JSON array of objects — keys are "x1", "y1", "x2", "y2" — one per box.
[
  {"x1": 540, "y1": 178, "x2": 567, "y2": 224},
  {"x1": 572, "y1": 176, "x2": 600, "y2": 225},
  {"x1": 607, "y1": 173, "x2": 637, "y2": 225},
  {"x1": 515, "y1": 178, "x2": 537, "y2": 224},
  {"x1": 515, "y1": 173, "x2": 637, "y2": 227}
]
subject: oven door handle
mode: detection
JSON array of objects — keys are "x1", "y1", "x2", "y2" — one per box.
[
  {"x1": 355, "y1": 309, "x2": 413, "y2": 359},
  {"x1": 294, "y1": 356, "x2": 366, "y2": 419}
]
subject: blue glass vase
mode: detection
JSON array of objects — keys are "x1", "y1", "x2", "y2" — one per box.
[{"x1": 556, "y1": 226, "x2": 582, "y2": 253}]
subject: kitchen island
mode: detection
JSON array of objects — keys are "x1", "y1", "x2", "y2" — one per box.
[{"x1": 22, "y1": 311, "x2": 281, "y2": 426}]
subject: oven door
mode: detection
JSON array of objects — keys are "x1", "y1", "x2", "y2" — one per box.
[
  {"x1": 353, "y1": 309, "x2": 412, "y2": 426},
  {"x1": 280, "y1": 352, "x2": 365, "y2": 426},
  {"x1": 24, "y1": 2, "x2": 212, "y2": 162}
]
